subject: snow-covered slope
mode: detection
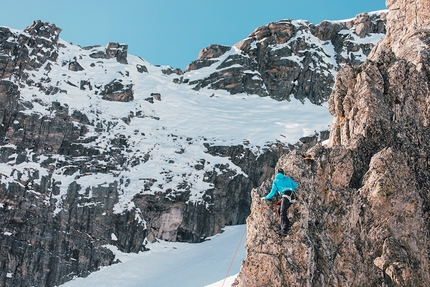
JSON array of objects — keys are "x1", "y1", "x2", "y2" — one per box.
[
  {"x1": 1, "y1": 35, "x2": 332, "y2": 213},
  {"x1": 60, "y1": 225, "x2": 246, "y2": 287}
]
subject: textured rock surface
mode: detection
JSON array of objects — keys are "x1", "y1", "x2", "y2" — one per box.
[
  {"x1": 0, "y1": 79, "x2": 146, "y2": 286},
  {"x1": 100, "y1": 78, "x2": 134, "y2": 102},
  {"x1": 184, "y1": 12, "x2": 386, "y2": 104},
  {"x1": 235, "y1": 1, "x2": 430, "y2": 286},
  {"x1": 0, "y1": 20, "x2": 62, "y2": 81},
  {"x1": 89, "y1": 42, "x2": 129, "y2": 64},
  {"x1": 133, "y1": 143, "x2": 287, "y2": 243}
]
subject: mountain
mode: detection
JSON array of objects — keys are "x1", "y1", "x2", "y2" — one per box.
[
  {"x1": 184, "y1": 11, "x2": 386, "y2": 104},
  {"x1": 234, "y1": 1, "x2": 430, "y2": 286},
  {"x1": 0, "y1": 11, "x2": 385, "y2": 287}
]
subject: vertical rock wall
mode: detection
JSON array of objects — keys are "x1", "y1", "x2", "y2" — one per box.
[{"x1": 235, "y1": 0, "x2": 430, "y2": 286}]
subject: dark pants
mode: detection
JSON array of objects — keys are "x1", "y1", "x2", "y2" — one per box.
[{"x1": 279, "y1": 191, "x2": 292, "y2": 232}]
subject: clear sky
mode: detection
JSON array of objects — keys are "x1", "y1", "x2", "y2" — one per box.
[{"x1": 1, "y1": 0, "x2": 386, "y2": 69}]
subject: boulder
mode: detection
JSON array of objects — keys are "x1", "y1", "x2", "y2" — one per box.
[
  {"x1": 136, "y1": 63, "x2": 148, "y2": 73},
  {"x1": 100, "y1": 79, "x2": 134, "y2": 102},
  {"x1": 105, "y1": 42, "x2": 128, "y2": 64},
  {"x1": 68, "y1": 59, "x2": 84, "y2": 71},
  {"x1": 88, "y1": 42, "x2": 129, "y2": 64}
]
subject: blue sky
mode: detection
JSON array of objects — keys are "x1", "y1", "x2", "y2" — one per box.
[{"x1": 1, "y1": 0, "x2": 386, "y2": 69}]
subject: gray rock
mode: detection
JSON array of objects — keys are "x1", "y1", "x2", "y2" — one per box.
[
  {"x1": 136, "y1": 63, "x2": 148, "y2": 73},
  {"x1": 0, "y1": 20, "x2": 61, "y2": 80},
  {"x1": 68, "y1": 59, "x2": 84, "y2": 71},
  {"x1": 150, "y1": 93, "x2": 161, "y2": 101}
]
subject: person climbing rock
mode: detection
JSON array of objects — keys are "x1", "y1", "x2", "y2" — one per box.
[{"x1": 261, "y1": 168, "x2": 298, "y2": 235}]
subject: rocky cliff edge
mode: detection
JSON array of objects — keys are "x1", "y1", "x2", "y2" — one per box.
[{"x1": 235, "y1": 0, "x2": 430, "y2": 286}]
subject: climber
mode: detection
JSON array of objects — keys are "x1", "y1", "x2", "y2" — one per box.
[{"x1": 261, "y1": 168, "x2": 298, "y2": 235}]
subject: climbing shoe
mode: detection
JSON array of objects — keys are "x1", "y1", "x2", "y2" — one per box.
[{"x1": 277, "y1": 230, "x2": 289, "y2": 236}]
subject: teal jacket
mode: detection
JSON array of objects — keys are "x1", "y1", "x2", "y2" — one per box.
[{"x1": 265, "y1": 173, "x2": 298, "y2": 200}]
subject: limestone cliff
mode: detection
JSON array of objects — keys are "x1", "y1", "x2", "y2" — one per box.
[{"x1": 235, "y1": 0, "x2": 430, "y2": 286}]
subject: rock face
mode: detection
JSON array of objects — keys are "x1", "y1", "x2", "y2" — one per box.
[
  {"x1": 184, "y1": 12, "x2": 386, "y2": 104},
  {"x1": 235, "y1": 1, "x2": 430, "y2": 286},
  {"x1": 0, "y1": 80, "x2": 146, "y2": 286},
  {"x1": 0, "y1": 20, "x2": 61, "y2": 80},
  {"x1": 134, "y1": 144, "x2": 287, "y2": 243}
]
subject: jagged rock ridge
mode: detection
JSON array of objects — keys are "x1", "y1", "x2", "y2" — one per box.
[
  {"x1": 184, "y1": 12, "x2": 386, "y2": 104},
  {"x1": 235, "y1": 1, "x2": 430, "y2": 286}
]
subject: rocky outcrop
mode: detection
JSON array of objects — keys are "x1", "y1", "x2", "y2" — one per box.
[
  {"x1": 0, "y1": 20, "x2": 61, "y2": 80},
  {"x1": 100, "y1": 79, "x2": 134, "y2": 102},
  {"x1": 186, "y1": 44, "x2": 232, "y2": 71},
  {"x1": 88, "y1": 42, "x2": 129, "y2": 64},
  {"x1": 132, "y1": 143, "x2": 288, "y2": 243},
  {"x1": 184, "y1": 12, "x2": 387, "y2": 104},
  {"x1": 0, "y1": 173, "x2": 140, "y2": 286},
  {"x1": 0, "y1": 21, "x2": 141, "y2": 287},
  {"x1": 235, "y1": 1, "x2": 430, "y2": 286}
]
